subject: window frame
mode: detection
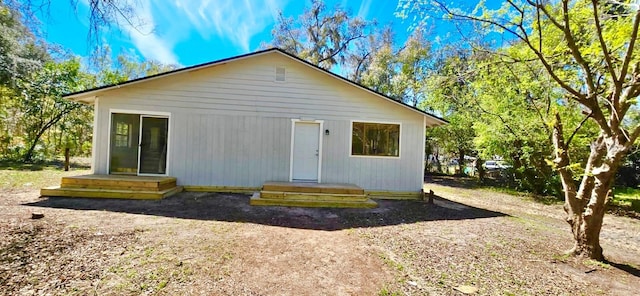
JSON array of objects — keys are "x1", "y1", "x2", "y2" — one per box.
[
  {"x1": 349, "y1": 120, "x2": 402, "y2": 159},
  {"x1": 114, "y1": 121, "x2": 133, "y2": 148}
]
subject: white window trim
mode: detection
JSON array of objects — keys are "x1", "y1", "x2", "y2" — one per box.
[
  {"x1": 90, "y1": 97, "x2": 99, "y2": 174},
  {"x1": 107, "y1": 109, "x2": 172, "y2": 176},
  {"x1": 349, "y1": 119, "x2": 402, "y2": 159},
  {"x1": 289, "y1": 118, "x2": 324, "y2": 182},
  {"x1": 420, "y1": 116, "x2": 427, "y2": 186}
]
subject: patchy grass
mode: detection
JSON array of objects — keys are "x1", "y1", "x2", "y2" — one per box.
[
  {"x1": 2, "y1": 172, "x2": 640, "y2": 295},
  {"x1": 0, "y1": 157, "x2": 90, "y2": 191},
  {"x1": 0, "y1": 157, "x2": 90, "y2": 171},
  {"x1": 0, "y1": 168, "x2": 89, "y2": 190},
  {"x1": 585, "y1": 259, "x2": 612, "y2": 270},
  {"x1": 433, "y1": 175, "x2": 640, "y2": 217},
  {"x1": 612, "y1": 187, "x2": 640, "y2": 212},
  {"x1": 482, "y1": 185, "x2": 563, "y2": 205}
]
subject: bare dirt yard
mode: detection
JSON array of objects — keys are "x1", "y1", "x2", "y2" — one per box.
[{"x1": 1, "y1": 171, "x2": 639, "y2": 295}]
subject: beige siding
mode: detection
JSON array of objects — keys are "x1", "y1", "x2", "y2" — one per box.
[{"x1": 93, "y1": 52, "x2": 426, "y2": 191}]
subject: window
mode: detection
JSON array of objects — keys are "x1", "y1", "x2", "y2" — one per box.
[
  {"x1": 351, "y1": 122, "x2": 400, "y2": 157},
  {"x1": 115, "y1": 122, "x2": 132, "y2": 147},
  {"x1": 275, "y1": 66, "x2": 286, "y2": 81}
]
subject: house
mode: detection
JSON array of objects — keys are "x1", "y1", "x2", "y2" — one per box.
[{"x1": 42, "y1": 48, "x2": 446, "y2": 207}]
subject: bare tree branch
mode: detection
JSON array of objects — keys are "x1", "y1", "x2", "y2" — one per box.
[
  {"x1": 559, "y1": 0, "x2": 597, "y2": 97},
  {"x1": 619, "y1": 5, "x2": 640, "y2": 84},
  {"x1": 566, "y1": 112, "x2": 592, "y2": 148},
  {"x1": 432, "y1": 0, "x2": 587, "y2": 101}
]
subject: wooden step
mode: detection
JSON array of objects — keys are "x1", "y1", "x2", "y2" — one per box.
[
  {"x1": 260, "y1": 191, "x2": 368, "y2": 202},
  {"x1": 62, "y1": 182, "x2": 176, "y2": 191},
  {"x1": 40, "y1": 186, "x2": 183, "y2": 200},
  {"x1": 250, "y1": 192, "x2": 377, "y2": 209},
  {"x1": 262, "y1": 182, "x2": 364, "y2": 195},
  {"x1": 60, "y1": 175, "x2": 176, "y2": 191}
]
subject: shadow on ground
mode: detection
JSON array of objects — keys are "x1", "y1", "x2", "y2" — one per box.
[
  {"x1": 606, "y1": 260, "x2": 640, "y2": 278},
  {"x1": 25, "y1": 192, "x2": 507, "y2": 231},
  {"x1": 426, "y1": 175, "x2": 479, "y2": 189}
]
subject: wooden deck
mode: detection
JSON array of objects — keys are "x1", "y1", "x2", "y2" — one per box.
[
  {"x1": 41, "y1": 174, "x2": 183, "y2": 200},
  {"x1": 251, "y1": 182, "x2": 377, "y2": 208}
]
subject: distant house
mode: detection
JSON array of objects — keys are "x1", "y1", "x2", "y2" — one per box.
[{"x1": 61, "y1": 48, "x2": 446, "y2": 200}]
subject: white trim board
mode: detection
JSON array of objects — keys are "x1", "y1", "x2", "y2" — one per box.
[
  {"x1": 90, "y1": 97, "x2": 99, "y2": 174},
  {"x1": 421, "y1": 116, "x2": 427, "y2": 185}
]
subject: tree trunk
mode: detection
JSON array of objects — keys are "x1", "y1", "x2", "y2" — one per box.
[
  {"x1": 566, "y1": 159, "x2": 619, "y2": 260},
  {"x1": 511, "y1": 139, "x2": 523, "y2": 187},
  {"x1": 458, "y1": 148, "x2": 465, "y2": 175},
  {"x1": 23, "y1": 127, "x2": 48, "y2": 163},
  {"x1": 476, "y1": 157, "x2": 485, "y2": 183},
  {"x1": 554, "y1": 113, "x2": 630, "y2": 260},
  {"x1": 553, "y1": 114, "x2": 600, "y2": 260},
  {"x1": 23, "y1": 110, "x2": 73, "y2": 162},
  {"x1": 435, "y1": 150, "x2": 442, "y2": 173}
]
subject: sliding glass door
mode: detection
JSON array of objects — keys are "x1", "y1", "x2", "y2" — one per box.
[
  {"x1": 109, "y1": 113, "x2": 168, "y2": 175},
  {"x1": 139, "y1": 116, "x2": 168, "y2": 175}
]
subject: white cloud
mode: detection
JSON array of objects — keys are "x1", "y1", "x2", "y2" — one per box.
[
  {"x1": 357, "y1": 0, "x2": 372, "y2": 19},
  {"x1": 77, "y1": 0, "x2": 179, "y2": 65},
  {"x1": 174, "y1": 0, "x2": 288, "y2": 51},
  {"x1": 79, "y1": 0, "x2": 289, "y2": 63},
  {"x1": 117, "y1": 0, "x2": 180, "y2": 65}
]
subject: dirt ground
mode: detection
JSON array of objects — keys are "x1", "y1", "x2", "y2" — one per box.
[{"x1": 1, "y1": 175, "x2": 639, "y2": 295}]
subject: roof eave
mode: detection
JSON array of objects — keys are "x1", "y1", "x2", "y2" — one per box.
[
  {"x1": 62, "y1": 48, "x2": 281, "y2": 100},
  {"x1": 270, "y1": 50, "x2": 448, "y2": 126},
  {"x1": 63, "y1": 48, "x2": 448, "y2": 126}
]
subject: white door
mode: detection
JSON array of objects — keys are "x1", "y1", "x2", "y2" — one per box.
[{"x1": 291, "y1": 122, "x2": 321, "y2": 182}]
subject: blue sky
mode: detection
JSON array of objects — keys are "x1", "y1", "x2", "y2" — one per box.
[{"x1": 37, "y1": 0, "x2": 423, "y2": 67}]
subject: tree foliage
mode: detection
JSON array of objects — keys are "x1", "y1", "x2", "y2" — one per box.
[
  {"x1": 399, "y1": 0, "x2": 640, "y2": 260},
  {"x1": 359, "y1": 30, "x2": 433, "y2": 106},
  {"x1": 422, "y1": 46, "x2": 476, "y2": 174},
  {"x1": 0, "y1": 1, "x2": 48, "y2": 85},
  {"x1": 269, "y1": 0, "x2": 373, "y2": 70},
  {"x1": 16, "y1": 58, "x2": 89, "y2": 162},
  {"x1": 0, "y1": 1, "x2": 175, "y2": 162},
  {"x1": 91, "y1": 46, "x2": 178, "y2": 85}
]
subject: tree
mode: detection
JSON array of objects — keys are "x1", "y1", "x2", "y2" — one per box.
[
  {"x1": 269, "y1": 0, "x2": 373, "y2": 70},
  {"x1": 393, "y1": 30, "x2": 432, "y2": 107},
  {"x1": 470, "y1": 47, "x2": 598, "y2": 195},
  {"x1": 16, "y1": 58, "x2": 89, "y2": 162},
  {"x1": 345, "y1": 26, "x2": 395, "y2": 82},
  {"x1": 400, "y1": 0, "x2": 640, "y2": 260},
  {"x1": 423, "y1": 46, "x2": 478, "y2": 174},
  {"x1": 0, "y1": 1, "x2": 48, "y2": 86},
  {"x1": 0, "y1": 0, "x2": 50, "y2": 159},
  {"x1": 359, "y1": 39, "x2": 398, "y2": 96},
  {"x1": 90, "y1": 46, "x2": 178, "y2": 85}
]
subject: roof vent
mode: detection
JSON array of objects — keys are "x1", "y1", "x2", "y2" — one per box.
[{"x1": 275, "y1": 66, "x2": 286, "y2": 82}]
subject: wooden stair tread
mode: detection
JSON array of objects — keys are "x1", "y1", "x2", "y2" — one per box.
[
  {"x1": 40, "y1": 186, "x2": 183, "y2": 200},
  {"x1": 61, "y1": 183, "x2": 176, "y2": 191},
  {"x1": 260, "y1": 190, "x2": 368, "y2": 202},
  {"x1": 262, "y1": 182, "x2": 364, "y2": 194},
  {"x1": 61, "y1": 175, "x2": 176, "y2": 189},
  {"x1": 59, "y1": 174, "x2": 176, "y2": 192},
  {"x1": 250, "y1": 192, "x2": 377, "y2": 209}
]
